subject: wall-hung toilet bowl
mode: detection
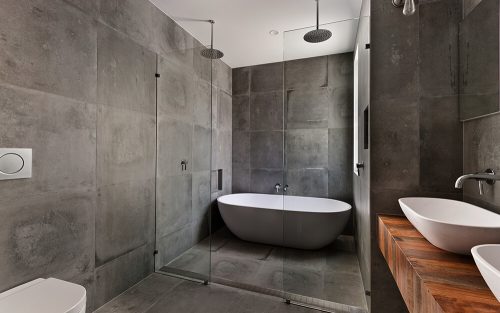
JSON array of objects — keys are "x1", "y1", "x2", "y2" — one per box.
[{"x1": 0, "y1": 278, "x2": 86, "y2": 313}]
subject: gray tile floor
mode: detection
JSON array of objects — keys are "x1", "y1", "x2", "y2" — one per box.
[
  {"x1": 163, "y1": 228, "x2": 368, "y2": 312},
  {"x1": 94, "y1": 273, "x2": 322, "y2": 313}
]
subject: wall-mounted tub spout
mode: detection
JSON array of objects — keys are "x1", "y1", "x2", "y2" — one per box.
[{"x1": 392, "y1": 0, "x2": 416, "y2": 16}]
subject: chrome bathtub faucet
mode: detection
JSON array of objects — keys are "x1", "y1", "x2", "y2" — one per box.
[{"x1": 274, "y1": 183, "x2": 281, "y2": 193}]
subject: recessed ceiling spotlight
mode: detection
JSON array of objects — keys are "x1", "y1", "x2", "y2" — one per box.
[{"x1": 269, "y1": 30, "x2": 279, "y2": 36}]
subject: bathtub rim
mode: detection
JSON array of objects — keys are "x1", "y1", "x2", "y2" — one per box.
[{"x1": 217, "y1": 193, "x2": 351, "y2": 214}]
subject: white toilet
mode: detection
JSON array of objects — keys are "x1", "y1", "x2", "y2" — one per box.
[{"x1": 0, "y1": 278, "x2": 86, "y2": 313}]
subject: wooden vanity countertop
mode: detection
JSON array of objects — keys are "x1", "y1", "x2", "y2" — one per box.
[{"x1": 378, "y1": 214, "x2": 500, "y2": 313}]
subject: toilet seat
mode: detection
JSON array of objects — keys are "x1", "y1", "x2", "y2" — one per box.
[{"x1": 0, "y1": 278, "x2": 86, "y2": 313}]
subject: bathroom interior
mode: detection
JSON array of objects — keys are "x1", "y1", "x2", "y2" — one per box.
[{"x1": 0, "y1": 0, "x2": 500, "y2": 312}]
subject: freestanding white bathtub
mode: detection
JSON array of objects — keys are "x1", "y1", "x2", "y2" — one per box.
[{"x1": 217, "y1": 193, "x2": 352, "y2": 250}]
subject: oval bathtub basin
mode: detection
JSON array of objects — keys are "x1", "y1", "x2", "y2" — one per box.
[{"x1": 217, "y1": 193, "x2": 352, "y2": 250}]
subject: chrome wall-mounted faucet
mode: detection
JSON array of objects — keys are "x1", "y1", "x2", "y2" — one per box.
[
  {"x1": 274, "y1": 183, "x2": 281, "y2": 193},
  {"x1": 455, "y1": 169, "x2": 500, "y2": 195},
  {"x1": 392, "y1": 0, "x2": 416, "y2": 16}
]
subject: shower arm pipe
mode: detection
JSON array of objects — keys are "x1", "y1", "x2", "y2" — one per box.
[
  {"x1": 209, "y1": 20, "x2": 214, "y2": 49},
  {"x1": 315, "y1": 0, "x2": 319, "y2": 30}
]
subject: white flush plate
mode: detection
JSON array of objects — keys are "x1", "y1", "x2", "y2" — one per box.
[{"x1": 0, "y1": 148, "x2": 32, "y2": 181}]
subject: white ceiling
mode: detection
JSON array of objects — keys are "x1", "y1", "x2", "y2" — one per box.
[{"x1": 150, "y1": 0, "x2": 362, "y2": 68}]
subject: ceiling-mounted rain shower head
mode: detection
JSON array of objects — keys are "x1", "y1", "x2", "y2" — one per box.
[
  {"x1": 304, "y1": 0, "x2": 332, "y2": 43},
  {"x1": 201, "y1": 48, "x2": 224, "y2": 59},
  {"x1": 201, "y1": 20, "x2": 224, "y2": 59}
]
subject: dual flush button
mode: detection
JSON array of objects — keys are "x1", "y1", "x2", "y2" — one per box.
[{"x1": 0, "y1": 149, "x2": 32, "y2": 180}]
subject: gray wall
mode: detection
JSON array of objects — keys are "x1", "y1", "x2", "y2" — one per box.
[
  {"x1": 370, "y1": 0, "x2": 462, "y2": 312},
  {"x1": 232, "y1": 54, "x2": 353, "y2": 202},
  {"x1": 0, "y1": 0, "x2": 231, "y2": 310}
]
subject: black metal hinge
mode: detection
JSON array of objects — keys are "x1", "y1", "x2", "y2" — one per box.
[
  {"x1": 153, "y1": 250, "x2": 159, "y2": 255},
  {"x1": 155, "y1": 73, "x2": 160, "y2": 78},
  {"x1": 365, "y1": 43, "x2": 371, "y2": 49}
]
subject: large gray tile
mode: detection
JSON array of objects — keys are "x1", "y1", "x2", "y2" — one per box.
[
  {"x1": 325, "y1": 250, "x2": 362, "y2": 275},
  {"x1": 250, "y1": 131, "x2": 284, "y2": 169},
  {"x1": 62, "y1": 0, "x2": 99, "y2": 17},
  {"x1": 250, "y1": 91, "x2": 283, "y2": 131},
  {"x1": 218, "y1": 90, "x2": 232, "y2": 131},
  {"x1": 0, "y1": 190, "x2": 95, "y2": 293},
  {"x1": 419, "y1": 0, "x2": 459, "y2": 97},
  {"x1": 0, "y1": 0, "x2": 97, "y2": 102},
  {"x1": 0, "y1": 84, "x2": 96, "y2": 201},
  {"x1": 251, "y1": 62, "x2": 284, "y2": 93},
  {"x1": 250, "y1": 169, "x2": 284, "y2": 194},
  {"x1": 94, "y1": 274, "x2": 182, "y2": 313},
  {"x1": 193, "y1": 126, "x2": 211, "y2": 171},
  {"x1": 286, "y1": 129, "x2": 328, "y2": 169},
  {"x1": 211, "y1": 255, "x2": 263, "y2": 283},
  {"x1": 285, "y1": 56, "x2": 328, "y2": 90},
  {"x1": 323, "y1": 271, "x2": 367, "y2": 308},
  {"x1": 370, "y1": 4, "x2": 419, "y2": 102},
  {"x1": 96, "y1": 179, "x2": 155, "y2": 266},
  {"x1": 156, "y1": 174, "x2": 193, "y2": 238},
  {"x1": 95, "y1": 243, "x2": 154, "y2": 308},
  {"x1": 167, "y1": 245, "x2": 210, "y2": 276},
  {"x1": 328, "y1": 53, "x2": 354, "y2": 89},
  {"x1": 232, "y1": 131, "x2": 251, "y2": 169},
  {"x1": 153, "y1": 9, "x2": 196, "y2": 59},
  {"x1": 214, "y1": 60, "x2": 233, "y2": 94},
  {"x1": 157, "y1": 56, "x2": 195, "y2": 121},
  {"x1": 232, "y1": 168, "x2": 251, "y2": 193},
  {"x1": 328, "y1": 128, "x2": 353, "y2": 202},
  {"x1": 192, "y1": 171, "x2": 211, "y2": 221},
  {"x1": 156, "y1": 225, "x2": 193, "y2": 268},
  {"x1": 218, "y1": 239, "x2": 274, "y2": 260},
  {"x1": 193, "y1": 78, "x2": 212, "y2": 128},
  {"x1": 420, "y1": 96, "x2": 462, "y2": 193},
  {"x1": 233, "y1": 67, "x2": 251, "y2": 96},
  {"x1": 329, "y1": 86, "x2": 354, "y2": 129},
  {"x1": 213, "y1": 130, "x2": 232, "y2": 170},
  {"x1": 232, "y1": 95, "x2": 250, "y2": 130},
  {"x1": 97, "y1": 24, "x2": 156, "y2": 114},
  {"x1": 98, "y1": 0, "x2": 157, "y2": 52},
  {"x1": 286, "y1": 88, "x2": 329, "y2": 129},
  {"x1": 97, "y1": 105, "x2": 156, "y2": 187},
  {"x1": 157, "y1": 117, "x2": 193, "y2": 176},
  {"x1": 285, "y1": 169, "x2": 328, "y2": 198},
  {"x1": 370, "y1": 98, "x2": 420, "y2": 190}
]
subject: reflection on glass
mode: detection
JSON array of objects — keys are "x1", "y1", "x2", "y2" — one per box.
[{"x1": 459, "y1": 0, "x2": 499, "y2": 120}]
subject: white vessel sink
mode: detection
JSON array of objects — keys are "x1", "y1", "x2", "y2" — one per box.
[
  {"x1": 398, "y1": 198, "x2": 500, "y2": 255},
  {"x1": 472, "y1": 245, "x2": 500, "y2": 302}
]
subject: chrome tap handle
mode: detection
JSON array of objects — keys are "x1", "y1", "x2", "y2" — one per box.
[
  {"x1": 283, "y1": 185, "x2": 289, "y2": 193},
  {"x1": 274, "y1": 183, "x2": 281, "y2": 193}
]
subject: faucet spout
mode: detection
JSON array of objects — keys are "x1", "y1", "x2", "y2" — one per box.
[{"x1": 455, "y1": 169, "x2": 500, "y2": 190}]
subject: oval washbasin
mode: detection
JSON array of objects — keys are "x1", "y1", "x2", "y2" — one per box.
[
  {"x1": 398, "y1": 197, "x2": 500, "y2": 255},
  {"x1": 472, "y1": 244, "x2": 500, "y2": 302}
]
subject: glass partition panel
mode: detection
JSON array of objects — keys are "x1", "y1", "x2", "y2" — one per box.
[
  {"x1": 282, "y1": 19, "x2": 368, "y2": 312},
  {"x1": 155, "y1": 43, "x2": 213, "y2": 282}
]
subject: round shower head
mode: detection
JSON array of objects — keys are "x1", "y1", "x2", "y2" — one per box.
[
  {"x1": 303, "y1": 28, "x2": 332, "y2": 43},
  {"x1": 304, "y1": 0, "x2": 332, "y2": 43},
  {"x1": 201, "y1": 47, "x2": 224, "y2": 59}
]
